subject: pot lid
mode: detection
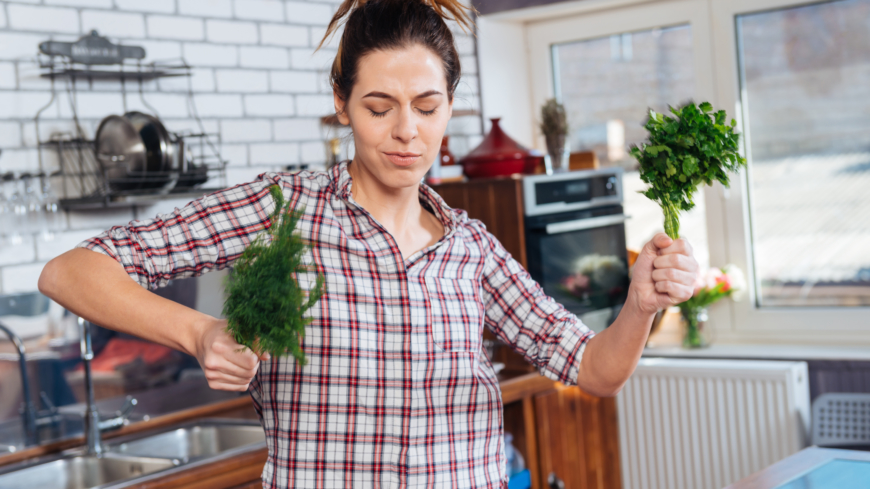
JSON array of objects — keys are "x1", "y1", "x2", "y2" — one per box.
[{"x1": 459, "y1": 118, "x2": 543, "y2": 165}]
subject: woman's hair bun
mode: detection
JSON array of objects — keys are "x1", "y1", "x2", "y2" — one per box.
[{"x1": 319, "y1": 0, "x2": 476, "y2": 51}]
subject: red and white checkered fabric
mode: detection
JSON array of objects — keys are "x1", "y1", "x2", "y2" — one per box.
[{"x1": 79, "y1": 160, "x2": 593, "y2": 488}]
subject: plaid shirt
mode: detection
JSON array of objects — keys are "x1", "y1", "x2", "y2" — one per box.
[{"x1": 79, "y1": 160, "x2": 594, "y2": 488}]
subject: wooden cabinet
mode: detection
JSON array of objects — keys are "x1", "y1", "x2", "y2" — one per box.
[
  {"x1": 430, "y1": 175, "x2": 622, "y2": 489},
  {"x1": 534, "y1": 385, "x2": 621, "y2": 489}
]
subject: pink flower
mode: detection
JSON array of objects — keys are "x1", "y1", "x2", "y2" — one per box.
[
  {"x1": 705, "y1": 268, "x2": 724, "y2": 291},
  {"x1": 715, "y1": 274, "x2": 731, "y2": 293}
]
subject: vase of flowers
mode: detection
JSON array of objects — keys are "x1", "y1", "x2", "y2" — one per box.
[
  {"x1": 539, "y1": 98, "x2": 569, "y2": 173},
  {"x1": 679, "y1": 264, "x2": 745, "y2": 349}
]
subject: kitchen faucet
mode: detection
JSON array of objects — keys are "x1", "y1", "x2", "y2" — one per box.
[
  {"x1": 77, "y1": 317, "x2": 137, "y2": 456},
  {"x1": 0, "y1": 321, "x2": 39, "y2": 446}
]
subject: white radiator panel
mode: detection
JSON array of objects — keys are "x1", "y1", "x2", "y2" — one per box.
[{"x1": 617, "y1": 358, "x2": 810, "y2": 489}]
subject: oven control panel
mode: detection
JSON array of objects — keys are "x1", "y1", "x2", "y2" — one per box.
[{"x1": 522, "y1": 168, "x2": 623, "y2": 216}]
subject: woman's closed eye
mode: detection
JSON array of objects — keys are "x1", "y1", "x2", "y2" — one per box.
[{"x1": 367, "y1": 106, "x2": 439, "y2": 118}]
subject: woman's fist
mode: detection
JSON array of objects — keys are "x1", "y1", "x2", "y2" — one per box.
[
  {"x1": 628, "y1": 233, "x2": 700, "y2": 315},
  {"x1": 195, "y1": 318, "x2": 268, "y2": 392}
]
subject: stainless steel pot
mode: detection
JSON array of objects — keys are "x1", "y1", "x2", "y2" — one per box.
[{"x1": 95, "y1": 112, "x2": 177, "y2": 193}]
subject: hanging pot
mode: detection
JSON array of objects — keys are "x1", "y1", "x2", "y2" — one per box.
[
  {"x1": 458, "y1": 118, "x2": 544, "y2": 179},
  {"x1": 95, "y1": 111, "x2": 176, "y2": 193}
]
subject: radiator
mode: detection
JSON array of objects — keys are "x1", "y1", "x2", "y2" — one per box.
[{"x1": 616, "y1": 358, "x2": 810, "y2": 489}]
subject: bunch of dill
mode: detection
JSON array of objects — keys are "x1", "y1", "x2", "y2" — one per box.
[{"x1": 222, "y1": 185, "x2": 326, "y2": 365}]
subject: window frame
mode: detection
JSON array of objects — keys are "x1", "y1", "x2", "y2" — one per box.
[{"x1": 514, "y1": 0, "x2": 870, "y2": 344}]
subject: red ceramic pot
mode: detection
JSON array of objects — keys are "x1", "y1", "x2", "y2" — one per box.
[{"x1": 459, "y1": 118, "x2": 544, "y2": 178}]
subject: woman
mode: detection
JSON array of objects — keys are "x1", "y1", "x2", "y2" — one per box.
[{"x1": 39, "y1": 0, "x2": 699, "y2": 487}]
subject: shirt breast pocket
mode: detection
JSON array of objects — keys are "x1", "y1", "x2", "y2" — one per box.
[{"x1": 425, "y1": 277, "x2": 484, "y2": 353}]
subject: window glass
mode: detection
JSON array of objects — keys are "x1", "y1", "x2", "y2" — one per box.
[
  {"x1": 553, "y1": 25, "x2": 709, "y2": 270},
  {"x1": 737, "y1": 0, "x2": 870, "y2": 307}
]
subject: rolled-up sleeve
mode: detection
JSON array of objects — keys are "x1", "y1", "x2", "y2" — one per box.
[
  {"x1": 76, "y1": 172, "x2": 285, "y2": 290},
  {"x1": 477, "y1": 223, "x2": 594, "y2": 386}
]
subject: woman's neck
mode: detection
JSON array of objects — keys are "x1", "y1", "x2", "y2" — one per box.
[{"x1": 346, "y1": 158, "x2": 425, "y2": 232}]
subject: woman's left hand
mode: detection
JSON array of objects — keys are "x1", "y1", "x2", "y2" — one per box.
[{"x1": 628, "y1": 233, "x2": 700, "y2": 315}]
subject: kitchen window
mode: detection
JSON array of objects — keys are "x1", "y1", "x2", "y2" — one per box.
[
  {"x1": 550, "y1": 24, "x2": 711, "y2": 272},
  {"x1": 482, "y1": 0, "x2": 870, "y2": 343},
  {"x1": 735, "y1": 0, "x2": 870, "y2": 309}
]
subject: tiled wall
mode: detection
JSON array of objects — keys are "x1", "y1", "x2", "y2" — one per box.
[{"x1": 0, "y1": 0, "x2": 483, "y2": 294}]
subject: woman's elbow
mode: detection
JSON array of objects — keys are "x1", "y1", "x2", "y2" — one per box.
[
  {"x1": 576, "y1": 373, "x2": 626, "y2": 398},
  {"x1": 39, "y1": 249, "x2": 83, "y2": 299},
  {"x1": 583, "y1": 383, "x2": 624, "y2": 398},
  {"x1": 38, "y1": 255, "x2": 65, "y2": 299}
]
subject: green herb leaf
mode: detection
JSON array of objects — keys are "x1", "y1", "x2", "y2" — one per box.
[
  {"x1": 222, "y1": 185, "x2": 327, "y2": 365},
  {"x1": 629, "y1": 101, "x2": 748, "y2": 240}
]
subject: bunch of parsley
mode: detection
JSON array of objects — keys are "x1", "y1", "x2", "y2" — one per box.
[
  {"x1": 630, "y1": 102, "x2": 747, "y2": 240},
  {"x1": 222, "y1": 185, "x2": 326, "y2": 365}
]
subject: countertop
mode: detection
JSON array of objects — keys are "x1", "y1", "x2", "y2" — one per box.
[
  {"x1": 0, "y1": 376, "x2": 247, "y2": 468},
  {"x1": 644, "y1": 344, "x2": 870, "y2": 361}
]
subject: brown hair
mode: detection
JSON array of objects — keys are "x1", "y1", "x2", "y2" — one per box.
[{"x1": 318, "y1": 0, "x2": 476, "y2": 106}]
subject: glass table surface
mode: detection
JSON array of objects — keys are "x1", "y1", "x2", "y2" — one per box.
[{"x1": 775, "y1": 459, "x2": 870, "y2": 489}]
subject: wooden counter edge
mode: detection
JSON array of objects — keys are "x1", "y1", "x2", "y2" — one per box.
[
  {"x1": 136, "y1": 446, "x2": 268, "y2": 489},
  {"x1": 499, "y1": 372, "x2": 556, "y2": 405},
  {"x1": 725, "y1": 446, "x2": 870, "y2": 489},
  {"x1": 0, "y1": 395, "x2": 254, "y2": 468}
]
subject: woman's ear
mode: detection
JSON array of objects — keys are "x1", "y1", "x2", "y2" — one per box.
[{"x1": 334, "y1": 91, "x2": 350, "y2": 126}]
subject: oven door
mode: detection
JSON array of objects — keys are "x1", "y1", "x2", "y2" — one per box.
[{"x1": 525, "y1": 206, "x2": 630, "y2": 333}]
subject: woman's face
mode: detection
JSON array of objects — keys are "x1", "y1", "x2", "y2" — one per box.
[{"x1": 335, "y1": 44, "x2": 453, "y2": 189}]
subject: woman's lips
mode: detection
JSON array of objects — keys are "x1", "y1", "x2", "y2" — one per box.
[{"x1": 384, "y1": 152, "x2": 421, "y2": 167}]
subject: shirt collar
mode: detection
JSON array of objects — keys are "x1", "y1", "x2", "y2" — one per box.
[{"x1": 331, "y1": 160, "x2": 461, "y2": 239}]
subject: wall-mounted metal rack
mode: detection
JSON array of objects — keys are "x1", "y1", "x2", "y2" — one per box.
[{"x1": 31, "y1": 31, "x2": 228, "y2": 210}]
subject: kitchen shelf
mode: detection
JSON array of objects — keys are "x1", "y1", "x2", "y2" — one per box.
[
  {"x1": 42, "y1": 132, "x2": 227, "y2": 211},
  {"x1": 58, "y1": 188, "x2": 227, "y2": 210},
  {"x1": 38, "y1": 59, "x2": 191, "y2": 82}
]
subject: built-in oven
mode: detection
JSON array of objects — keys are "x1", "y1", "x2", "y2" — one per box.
[{"x1": 523, "y1": 168, "x2": 629, "y2": 333}]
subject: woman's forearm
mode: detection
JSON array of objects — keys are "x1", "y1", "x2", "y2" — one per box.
[
  {"x1": 574, "y1": 295, "x2": 655, "y2": 397},
  {"x1": 38, "y1": 248, "x2": 210, "y2": 357}
]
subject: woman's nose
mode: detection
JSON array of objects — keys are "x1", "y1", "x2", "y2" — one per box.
[{"x1": 391, "y1": 107, "x2": 418, "y2": 143}]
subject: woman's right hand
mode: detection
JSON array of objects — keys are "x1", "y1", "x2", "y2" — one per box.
[{"x1": 195, "y1": 318, "x2": 269, "y2": 392}]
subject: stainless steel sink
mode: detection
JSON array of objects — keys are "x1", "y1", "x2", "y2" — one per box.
[
  {"x1": 108, "y1": 422, "x2": 265, "y2": 462},
  {"x1": 0, "y1": 454, "x2": 178, "y2": 489},
  {"x1": 0, "y1": 420, "x2": 264, "y2": 488}
]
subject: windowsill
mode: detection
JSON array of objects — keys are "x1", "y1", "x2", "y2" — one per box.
[{"x1": 643, "y1": 344, "x2": 870, "y2": 362}]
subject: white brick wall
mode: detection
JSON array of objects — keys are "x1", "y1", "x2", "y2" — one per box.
[
  {"x1": 183, "y1": 43, "x2": 239, "y2": 67},
  {"x1": 81, "y1": 10, "x2": 146, "y2": 38},
  {"x1": 147, "y1": 15, "x2": 205, "y2": 41},
  {"x1": 244, "y1": 94, "x2": 295, "y2": 116},
  {"x1": 179, "y1": 0, "x2": 233, "y2": 18},
  {"x1": 206, "y1": 19, "x2": 258, "y2": 45},
  {"x1": 285, "y1": 2, "x2": 333, "y2": 25},
  {"x1": 46, "y1": 0, "x2": 113, "y2": 8},
  {"x1": 0, "y1": 121, "x2": 22, "y2": 147},
  {"x1": 7, "y1": 4, "x2": 80, "y2": 34},
  {"x1": 0, "y1": 0, "x2": 482, "y2": 294},
  {"x1": 240, "y1": 46, "x2": 289, "y2": 69},
  {"x1": 0, "y1": 62, "x2": 15, "y2": 89},
  {"x1": 260, "y1": 24, "x2": 308, "y2": 47},
  {"x1": 115, "y1": 0, "x2": 176, "y2": 14},
  {"x1": 215, "y1": 69, "x2": 268, "y2": 92},
  {"x1": 234, "y1": 0, "x2": 284, "y2": 22},
  {"x1": 192, "y1": 93, "x2": 244, "y2": 117}
]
